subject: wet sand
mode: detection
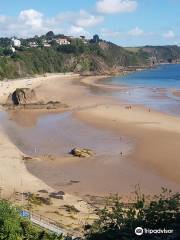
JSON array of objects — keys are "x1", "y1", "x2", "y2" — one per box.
[
  {"x1": 75, "y1": 104, "x2": 180, "y2": 185},
  {"x1": 1, "y1": 111, "x2": 133, "y2": 157},
  {"x1": 1, "y1": 110, "x2": 134, "y2": 196}
]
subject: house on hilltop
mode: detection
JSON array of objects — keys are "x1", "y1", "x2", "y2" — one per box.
[
  {"x1": 55, "y1": 38, "x2": 70, "y2": 45},
  {"x1": 29, "y1": 41, "x2": 38, "y2": 48},
  {"x1": 43, "y1": 39, "x2": 51, "y2": 47},
  {"x1": 12, "y1": 38, "x2": 21, "y2": 48}
]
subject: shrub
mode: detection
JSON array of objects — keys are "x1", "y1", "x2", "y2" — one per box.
[
  {"x1": 85, "y1": 187, "x2": 180, "y2": 240},
  {"x1": 0, "y1": 200, "x2": 72, "y2": 239}
]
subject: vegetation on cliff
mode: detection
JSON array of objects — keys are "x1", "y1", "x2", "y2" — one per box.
[{"x1": 0, "y1": 33, "x2": 180, "y2": 80}]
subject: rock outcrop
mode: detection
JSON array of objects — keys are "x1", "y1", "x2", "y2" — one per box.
[
  {"x1": 6, "y1": 88, "x2": 37, "y2": 106},
  {"x1": 5, "y1": 88, "x2": 68, "y2": 110},
  {"x1": 70, "y1": 148, "x2": 94, "y2": 158},
  {"x1": 49, "y1": 191, "x2": 65, "y2": 200}
]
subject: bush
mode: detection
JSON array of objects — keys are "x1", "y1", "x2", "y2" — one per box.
[
  {"x1": 85, "y1": 187, "x2": 180, "y2": 240},
  {"x1": 0, "y1": 200, "x2": 22, "y2": 239},
  {"x1": 0, "y1": 200, "x2": 72, "y2": 239}
]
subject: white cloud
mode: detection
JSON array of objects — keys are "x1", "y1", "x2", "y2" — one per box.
[
  {"x1": 101, "y1": 28, "x2": 122, "y2": 38},
  {"x1": 0, "y1": 9, "x2": 103, "y2": 38},
  {"x1": 0, "y1": 9, "x2": 50, "y2": 37},
  {"x1": 69, "y1": 26, "x2": 89, "y2": 36},
  {"x1": 56, "y1": 10, "x2": 104, "y2": 28},
  {"x1": 96, "y1": 0, "x2": 137, "y2": 14},
  {"x1": 75, "y1": 10, "x2": 104, "y2": 28},
  {"x1": 163, "y1": 30, "x2": 175, "y2": 39},
  {"x1": 128, "y1": 27, "x2": 144, "y2": 36},
  {"x1": 19, "y1": 9, "x2": 43, "y2": 29},
  {"x1": 0, "y1": 15, "x2": 8, "y2": 23},
  {"x1": 101, "y1": 27, "x2": 144, "y2": 39}
]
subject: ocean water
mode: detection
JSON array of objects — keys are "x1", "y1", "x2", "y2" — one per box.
[{"x1": 108, "y1": 64, "x2": 180, "y2": 116}]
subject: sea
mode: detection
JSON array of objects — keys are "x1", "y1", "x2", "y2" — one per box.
[{"x1": 107, "y1": 64, "x2": 180, "y2": 116}]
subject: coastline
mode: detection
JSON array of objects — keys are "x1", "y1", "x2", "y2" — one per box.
[
  {"x1": 0, "y1": 72, "x2": 180, "y2": 197},
  {"x1": 75, "y1": 75, "x2": 180, "y2": 187}
]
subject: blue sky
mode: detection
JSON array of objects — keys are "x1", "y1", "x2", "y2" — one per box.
[{"x1": 0, "y1": 0, "x2": 180, "y2": 46}]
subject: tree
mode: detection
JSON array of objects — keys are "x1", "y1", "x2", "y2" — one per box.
[
  {"x1": 3, "y1": 48, "x2": 13, "y2": 56},
  {"x1": 0, "y1": 200, "x2": 22, "y2": 239},
  {"x1": 85, "y1": 187, "x2": 180, "y2": 240},
  {"x1": 0, "y1": 38, "x2": 11, "y2": 48},
  {"x1": 0, "y1": 200, "x2": 73, "y2": 239},
  {"x1": 92, "y1": 35, "x2": 100, "y2": 44},
  {"x1": 46, "y1": 31, "x2": 55, "y2": 40}
]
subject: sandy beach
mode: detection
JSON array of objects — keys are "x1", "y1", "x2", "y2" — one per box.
[
  {"x1": 0, "y1": 74, "x2": 96, "y2": 233},
  {"x1": 0, "y1": 75, "x2": 52, "y2": 197},
  {"x1": 76, "y1": 77, "x2": 180, "y2": 186},
  {"x1": 0, "y1": 72, "x2": 179, "y2": 203}
]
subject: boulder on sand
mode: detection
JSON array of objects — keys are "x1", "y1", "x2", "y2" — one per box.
[
  {"x1": 70, "y1": 148, "x2": 94, "y2": 158},
  {"x1": 5, "y1": 88, "x2": 68, "y2": 110},
  {"x1": 6, "y1": 88, "x2": 37, "y2": 105}
]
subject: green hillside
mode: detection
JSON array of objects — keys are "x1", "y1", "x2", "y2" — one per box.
[{"x1": 0, "y1": 33, "x2": 180, "y2": 80}]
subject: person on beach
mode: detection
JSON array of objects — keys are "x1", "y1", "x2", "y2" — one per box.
[{"x1": 125, "y1": 105, "x2": 132, "y2": 110}]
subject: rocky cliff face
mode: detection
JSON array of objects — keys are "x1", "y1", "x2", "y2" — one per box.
[{"x1": 142, "y1": 45, "x2": 180, "y2": 63}]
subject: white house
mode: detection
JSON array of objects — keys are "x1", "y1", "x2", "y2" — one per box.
[
  {"x1": 29, "y1": 42, "x2": 38, "y2": 48},
  {"x1": 55, "y1": 38, "x2": 70, "y2": 45},
  {"x1": 43, "y1": 43, "x2": 51, "y2": 47},
  {"x1": 12, "y1": 38, "x2": 21, "y2": 48},
  {"x1": 43, "y1": 40, "x2": 51, "y2": 47}
]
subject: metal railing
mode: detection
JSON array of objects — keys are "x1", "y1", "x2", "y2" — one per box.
[{"x1": 21, "y1": 210, "x2": 77, "y2": 238}]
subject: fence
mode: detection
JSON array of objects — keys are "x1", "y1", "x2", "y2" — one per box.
[{"x1": 21, "y1": 210, "x2": 77, "y2": 238}]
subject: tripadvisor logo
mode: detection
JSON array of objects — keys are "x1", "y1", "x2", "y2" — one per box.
[
  {"x1": 135, "y1": 227, "x2": 143, "y2": 236},
  {"x1": 135, "y1": 227, "x2": 174, "y2": 236}
]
